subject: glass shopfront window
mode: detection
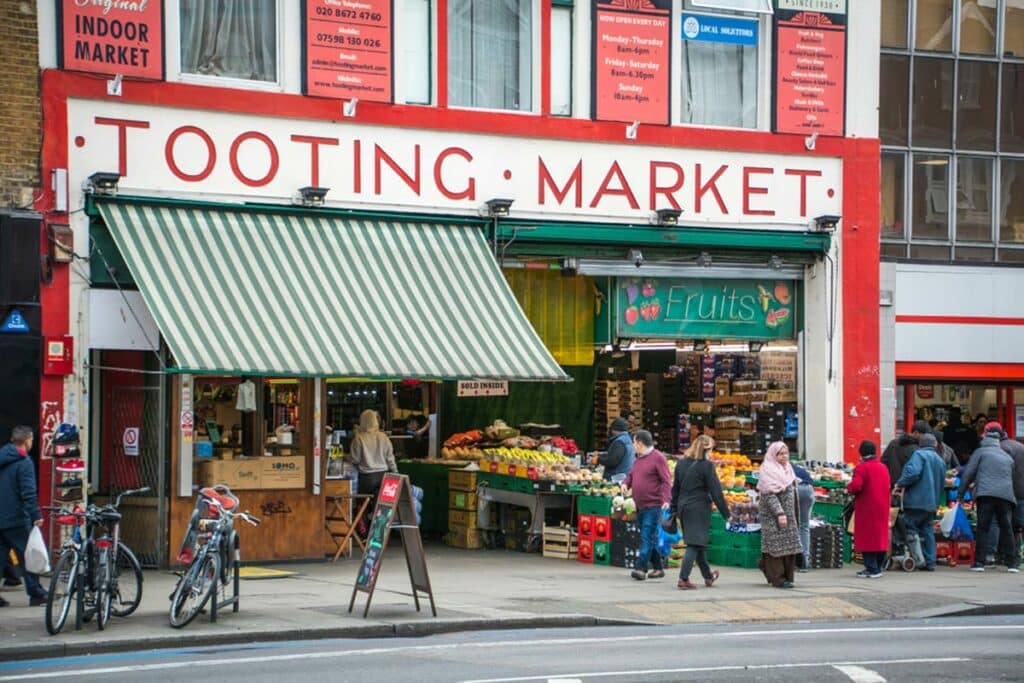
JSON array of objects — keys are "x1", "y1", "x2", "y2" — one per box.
[
  {"x1": 955, "y1": 156, "x2": 994, "y2": 242},
  {"x1": 912, "y1": 57, "x2": 954, "y2": 148},
  {"x1": 912, "y1": 154, "x2": 951, "y2": 240},
  {"x1": 1001, "y1": 159, "x2": 1024, "y2": 244}
]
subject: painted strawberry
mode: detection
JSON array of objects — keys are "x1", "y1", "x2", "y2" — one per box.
[
  {"x1": 642, "y1": 282, "x2": 656, "y2": 297},
  {"x1": 625, "y1": 306, "x2": 639, "y2": 326},
  {"x1": 648, "y1": 301, "x2": 661, "y2": 320}
]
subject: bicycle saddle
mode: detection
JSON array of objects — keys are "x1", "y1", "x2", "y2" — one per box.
[{"x1": 199, "y1": 487, "x2": 238, "y2": 511}]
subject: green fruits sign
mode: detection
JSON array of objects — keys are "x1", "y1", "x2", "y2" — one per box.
[{"x1": 616, "y1": 278, "x2": 797, "y2": 340}]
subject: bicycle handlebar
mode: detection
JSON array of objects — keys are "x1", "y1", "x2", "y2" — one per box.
[{"x1": 114, "y1": 486, "x2": 151, "y2": 507}]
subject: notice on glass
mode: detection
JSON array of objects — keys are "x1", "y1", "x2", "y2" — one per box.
[
  {"x1": 774, "y1": 7, "x2": 847, "y2": 136},
  {"x1": 304, "y1": 0, "x2": 393, "y2": 103},
  {"x1": 592, "y1": 0, "x2": 672, "y2": 125},
  {"x1": 58, "y1": 0, "x2": 163, "y2": 79}
]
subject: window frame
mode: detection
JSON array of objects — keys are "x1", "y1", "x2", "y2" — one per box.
[
  {"x1": 395, "y1": 0, "x2": 435, "y2": 105},
  {"x1": 167, "y1": 0, "x2": 288, "y2": 92}
]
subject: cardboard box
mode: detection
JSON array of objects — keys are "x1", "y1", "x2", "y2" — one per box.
[
  {"x1": 446, "y1": 525, "x2": 483, "y2": 549},
  {"x1": 766, "y1": 390, "x2": 798, "y2": 403},
  {"x1": 449, "y1": 490, "x2": 478, "y2": 509},
  {"x1": 449, "y1": 508, "x2": 478, "y2": 528},
  {"x1": 198, "y1": 459, "x2": 263, "y2": 489},
  {"x1": 688, "y1": 402, "x2": 714, "y2": 414},
  {"x1": 714, "y1": 395, "x2": 751, "y2": 407},
  {"x1": 715, "y1": 378, "x2": 731, "y2": 396},
  {"x1": 260, "y1": 456, "x2": 305, "y2": 489}
]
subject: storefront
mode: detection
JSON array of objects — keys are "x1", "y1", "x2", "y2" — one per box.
[{"x1": 32, "y1": 1, "x2": 880, "y2": 565}]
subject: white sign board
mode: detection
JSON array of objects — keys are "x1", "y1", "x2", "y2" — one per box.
[
  {"x1": 122, "y1": 427, "x2": 140, "y2": 456},
  {"x1": 67, "y1": 99, "x2": 842, "y2": 226},
  {"x1": 457, "y1": 381, "x2": 509, "y2": 397}
]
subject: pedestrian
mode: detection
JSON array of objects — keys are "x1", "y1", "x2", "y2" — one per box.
[
  {"x1": 944, "y1": 408, "x2": 978, "y2": 463},
  {"x1": 996, "y1": 427, "x2": 1024, "y2": 552},
  {"x1": 0, "y1": 426, "x2": 47, "y2": 607},
  {"x1": 792, "y1": 461, "x2": 815, "y2": 572},
  {"x1": 957, "y1": 423, "x2": 1020, "y2": 573},
  {"x1": 847, "y1": 440, "x2": 891, "y2": 578},
  {"x1": 881, "y1": 420, "x2": 930, "y2": 487},
  {"x1": 894, "y1": 434, "x2": 946, "y2": 571},
  {"x1": 594, "y1": 417, "x2": 635, "y2": 481},
  {"x1": 756, "y1": 442, "x2": 804, "y2": 589},
  {"x1": 624, "y1": 430, "x2": 672, "y2": 581},
  {"x1": 933, "y1": 430, "x2": 960, "y2": 469},
  {"x1": 670, "y1": 435, "x2": 730, "y2": 590},
  {"x1": 348, "y1": 409, "x2": 398, "y2": 501}
]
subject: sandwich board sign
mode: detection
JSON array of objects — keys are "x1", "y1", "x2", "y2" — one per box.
[{"x1": 349, "y1": 473, "x2": 436, "y2": 618}]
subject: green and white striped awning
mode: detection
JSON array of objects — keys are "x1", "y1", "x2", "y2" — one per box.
[{"x1": 96, "y1": 202, "x2": 568, "y2": 381}]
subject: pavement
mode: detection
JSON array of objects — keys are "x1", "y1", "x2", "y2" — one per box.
[{"x1": 1, "y1": 543, "x2": 1023, "y2": 661}]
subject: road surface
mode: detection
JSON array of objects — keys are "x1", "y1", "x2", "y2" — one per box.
[{"x1": 0, "y1": 615, "x2": 1021, "y2": 682}]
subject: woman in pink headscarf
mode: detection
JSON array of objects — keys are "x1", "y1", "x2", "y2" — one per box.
[{"x1": 756, "y1": 441, "x2": 804, "y2": 588}]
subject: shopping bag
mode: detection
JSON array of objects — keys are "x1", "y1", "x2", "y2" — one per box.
[
  {"x1": 24, "y1": 526, "x2": 50, "y2": 575},
  {"x1": 657, "y1": 509, "x2": 682, "y2": 557},
  {"x1": 939, "y1": 505, "x2": 958, "y2": 537},
  {"x1": 950, "y1": 505, "x2": 974, "y2": 541}
]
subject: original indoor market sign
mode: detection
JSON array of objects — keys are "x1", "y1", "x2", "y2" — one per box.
[
  {"x1": 773, "y1": 0, "x2": 847, "y2": 136},
  {"x1": 615, "y1": 278, "x2": 797, "y2": 340},
  {"x1": 58, "y1": 0, "x2": 164, "y2": 80}
]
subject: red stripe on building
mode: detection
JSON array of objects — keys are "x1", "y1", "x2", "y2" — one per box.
[
  {"x1": 896, "y1": 315, "x2": 1024, "y2": 326},
  {"x1": 896, "y1": 362, "x2": 1024, "y2": 382}
]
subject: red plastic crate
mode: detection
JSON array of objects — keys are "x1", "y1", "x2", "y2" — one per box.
[
  {"x1": 952, "y1": 540, "x2": 975, "y2": 567},
  {"x1": 578, "y1": 514, "x2": 594, "y2": 539},
  {"x1": 577, "y1": 537, "x2": 594, "y2": 563},
  {"x1": 593, "y1": 516, "x2": 612, "y2": 541}
]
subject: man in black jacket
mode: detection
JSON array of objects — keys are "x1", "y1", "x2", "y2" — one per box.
[
  {"x1": 0, "y1": 426, "x2": 46, "y2": 607},
  {"x1": 881, "y1": 420, "x2": 930, "y2": 485}
]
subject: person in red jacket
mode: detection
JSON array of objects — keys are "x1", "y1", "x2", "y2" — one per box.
[{"x1": 847, "y1": 440, "x2": 892, "y2": 578}]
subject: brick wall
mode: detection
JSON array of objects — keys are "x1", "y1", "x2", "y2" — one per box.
[{"x1": 0, "y1": 1, "x2": 40, "y2": 209}]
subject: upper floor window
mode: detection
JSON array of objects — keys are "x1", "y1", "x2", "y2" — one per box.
[
  {"x1": 447, "y1": 0, "x2": 533, "y2": 111},
  {"x1": 180, "y1": 0, "x2": 278, "y2": 83}
]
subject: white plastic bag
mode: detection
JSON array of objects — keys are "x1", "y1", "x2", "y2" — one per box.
[
  {"x1": 25, "y1": 526, "x2": 51, "y2": 575},
  {"x1": 939, "y1": 504, "x2": 957, "y2": 538}
]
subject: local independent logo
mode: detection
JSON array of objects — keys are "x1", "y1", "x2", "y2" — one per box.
[
  {"x1": 683, "y1": 16, "x2": 700, "y2": 39},
  {"x1": 273, "y1": 462, "x2": 297, "y2": 471}
]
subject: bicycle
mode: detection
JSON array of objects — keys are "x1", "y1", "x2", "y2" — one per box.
[
  {"x1": 169, "y1": 485, "x2": 260, "y2": 628},
  {"x1": 44, "y1": 487, "x2": 149, "y2": 635}
]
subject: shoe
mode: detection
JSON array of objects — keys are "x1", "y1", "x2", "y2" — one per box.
[
  {"x1": 2, "y1": 578, "x2": 22, "y2": 588},
  {"x1": 970, "y1": 564, "x2": 986, "y2": 572},
  {"x1": 855, "y1": 570, "x2": 870, "y2": 578},
  {"x1": 630, "y1": 570, "x2": 647, "y2": 581},
  {"x1": 56, "y1": 459, "x2": 85, "y2": 473},
  {"x1": 0, "y1": 596, "x2": 8, "y2": 607},
  {"x1": 985, "y1": 557, "x2": 996, "y2": 568},
  {"x1": 1008, "y1": 567, "x2": 1020, "y2": 574},
  {"x1": 677, "y1": 580, "x2": 698, "y2": 590},
  {"x1": 647, "y1": 569, "x2": 665, "y2": 579},
  {"x1": 780, "y1": 581, "x2": 794, "y2": 589},
  {"x1": 798, "y1": 567, "x2": 809, "y2": 573},
  {"x1": 55, "y1": 446, "x2": 80, "y2": 459},
  {"x1": 52, "y1": 424, "x2": 79, "y2": 446},
  {"x1": 705, "y1": 570, "x2": 720, "y2": 587},
  {"x1": 56, "y1": 487, "x2": 82, "y2": 503},
  {"x1": 29, "y1": 595, "x2": 47, "y2": 607},
  {"x1": 867, "y1": 572, "x2": 883, "y2": 579},
  {"x1": 57, "y1": 477, "x2": 83, "y2": 489}
]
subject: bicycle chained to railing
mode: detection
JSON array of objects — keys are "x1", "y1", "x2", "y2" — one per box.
[
  {"x1": 42, "y1": 487, "x2": 149, "y2": 635},
  {"x1": 169, "y1": 485, "x2": 261, "y2": 628}
]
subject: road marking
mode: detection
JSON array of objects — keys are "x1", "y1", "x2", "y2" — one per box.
[
  {"x1": 834, "y1": 665, "x2": 887, "y2": 683},
  {"x1": 2, "y1": 624, "x2": 1018, "y2": 680},
  {"x1": 459, "y1": 658, "x2": 965, "y2": 683}
]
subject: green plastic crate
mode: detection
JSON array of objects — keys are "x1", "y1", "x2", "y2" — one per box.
[
  {"x1": 814, "y1": 501, "x2": 845, "y2": 525},
  {"x1": 578, "y1": 495, "x2": 613, "y2": 517},
  {"x1": 593, "y1": 540, "x2": 611, "y2": 566},
  {"x1": 710, "y1": 528, "x2": 761, "y2": 550},
  {"x1": 710, "y1": 512, "x2": 727, "y2": 530},
  {"x1": 708, "y1": 545, "x2": 760, "y2": 569}
]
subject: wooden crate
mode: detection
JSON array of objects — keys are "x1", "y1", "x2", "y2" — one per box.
[{"x1": 543, "y1": 525, "x2": 578, "y2": 559}]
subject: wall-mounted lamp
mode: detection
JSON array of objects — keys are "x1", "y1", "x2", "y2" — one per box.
[
  {"x1": 692, "y1": 340, "x2": 708, "y2": 353},
  {"x1": 696, "y1": 251, "x2": 712, "y2": 268},
  {"x1": 651, "y1": 208, "x2": 683, "y2": 226},
  {"x1": 86, "y1": 171, "x2": 121, "y2": 196},
  {"x1": 814, "y1": 214, "x2": 841, "y2": 233},
  {"x1": 298, "y1": 186, "x2": 330, "y2": 207},
  {"x1": 484, "y1": 198, "x2": 514, "y2": 217},
  {"x1": 561, "y1": 257, "x2": 580, "y2": 276},
  {"x1": 627, "y1": 249, "x2": 644, "y2": 268},
  {"x1": 748, "y1": 341, "x2": 765, "y2": 353}
]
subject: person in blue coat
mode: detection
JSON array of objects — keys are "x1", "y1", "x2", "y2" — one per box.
[
  {"x1": 595, "y1": 418, "x2": 635, "y2": 480},
  {"x1": 0, "y1": 426, "x2": 47, "y2": 607},
  {"x1": 894, "y1": 433, "x2": 946, "y2": 571}
]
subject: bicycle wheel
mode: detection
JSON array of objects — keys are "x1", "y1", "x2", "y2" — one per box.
[
  {"x1": 169, "y1": 552, "x2": 219, "y2": 629},
  {"x1": 95, "y1": 547, "x2": 113, "y2": 631},
  {"x1": 111, "y1": 545, "x2": 144, "y2": 617},
  {"x1": 45, "y1": 549, "x2": 78, "y2": 636}
]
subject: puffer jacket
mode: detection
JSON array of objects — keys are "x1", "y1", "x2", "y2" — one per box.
[
  {"x1": 0, "y1": 443, "x2": 40, "y2": 529},
  {"x1": 958, "y1": 437, "x2": 1016, "y2": 504},
  {"x1": 895, "y1": 447, "x2": 946, "y2": 512},
  {"x1": 881, "y1": 433, "x2": 919, "y2": 484}
]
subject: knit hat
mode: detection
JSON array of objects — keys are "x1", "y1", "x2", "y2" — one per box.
[
  {"x1": 919, "y1": 434, "x2": 938, "y2": 449},
  {"x1": 984, "y1": 421, "x2": 1005, "y2": 438},
  {"x1": 911, "y1": 420, "x2": 932, "y2": 435},
  {"x1": 859, "y1": 440, "x2": 877, "y2": 457},
  {"x1": 609, "y1": 417, "x2": 629, "y2": 433}
]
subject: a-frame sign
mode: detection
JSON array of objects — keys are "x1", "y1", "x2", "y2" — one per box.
[{"x1": 349, "y1": 473, "x2": 437, "y2": 618}]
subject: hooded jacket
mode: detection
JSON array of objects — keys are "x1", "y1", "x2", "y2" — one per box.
[
  {"x1": 881, "y1": 433, "x2": 919, "y2": 484},
  {"x1": 999, "y1": 437, "x2": 1024, "y2": 500},
  {"x1": 895, "y1": 447, "x2": 946, "y2": 512},
  {"x1": 0, "y1": 443, "x2": 41, "y2": 529},
  {"x1": 958, "y1": 437, "x2": 1016, "y2": 505},
  {"x1": 348, "y1": 411, "x2": 397, "y2": 475}
]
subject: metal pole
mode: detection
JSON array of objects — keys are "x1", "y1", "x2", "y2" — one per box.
[{"x1": 156, "y1": 346, "x2": 168, "y2": 568}]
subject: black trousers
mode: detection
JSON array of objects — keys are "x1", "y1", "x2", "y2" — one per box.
[
  {"x1": 976, "y1": 497, "x2": 1019, "y2": 567},
  {"x1": 679, "y1": 545, "x2": 712, "y2": 582}
]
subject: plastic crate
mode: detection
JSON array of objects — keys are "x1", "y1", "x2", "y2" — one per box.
[
  {"x1": 578, "y1": 537, "x2": 595, "y2": 563},
  {"x1": 814, "y1": 501, "x2": 845, "y2": 525},
  {"x1": 710, "y1": 528, "x2": 762, "y2": 550},
  {"x1": 593, "y1": 540, "x2": 611, "y2": 566},
  {"x1": 710, "y1": 512, "x2": 727, "y2": 530},
  {"x1": 578, "y1": 495, "x2": 613, "y2": 517},
  {"x1": 708, "y1": 545, "x2": 760, "y2": 569}
]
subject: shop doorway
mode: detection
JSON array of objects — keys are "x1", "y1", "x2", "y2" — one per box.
[
  {"x1": 896, "y1": 383, "x2": 1023, "y2": 459},
  {"x1": 94, "y1": 351, "x2": 168, "y2": 568}
]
